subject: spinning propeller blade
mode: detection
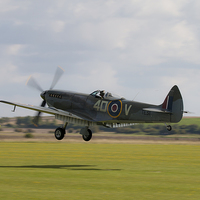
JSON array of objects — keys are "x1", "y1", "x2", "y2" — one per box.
[
  {"x1": 32, "y1": 100, "x2": 46, "y2": 126},
  {"x1": 26, "y1": 76, "x2": 43, "y2": 92},
  {"x1": 50, "y1": 66, "x2": 64, "y2": 90},
  {"x1": 27, "y1": 66, "x2": 64, "y2": 126}
]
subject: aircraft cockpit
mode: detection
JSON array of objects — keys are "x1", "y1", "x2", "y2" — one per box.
[{"x1": 90, "y1": 90, "x2": 124, "y2": 100}]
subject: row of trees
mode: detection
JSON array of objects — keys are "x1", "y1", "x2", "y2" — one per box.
[
  {"x1": 0, "y1": 116, "x2": 59, "y2": 129},
  {"x1": 1, "y1": 116, "x2": 200, "y2": 135},
  {"x1": 114, "y1": 124, "x2": 200, "y2": 135}
]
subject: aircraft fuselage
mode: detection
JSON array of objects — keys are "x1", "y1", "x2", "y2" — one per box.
[{"x1": 43, "y1": 90, "x2": 173, "y2": 124}]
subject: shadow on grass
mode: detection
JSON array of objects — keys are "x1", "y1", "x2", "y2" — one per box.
[{"x1": 0, "y1": 165, "x2": 122, "y2": 171}]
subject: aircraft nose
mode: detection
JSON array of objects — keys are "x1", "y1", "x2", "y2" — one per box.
[{"x1": 40, "y1": 91, "x2": 46, "y2": 100}]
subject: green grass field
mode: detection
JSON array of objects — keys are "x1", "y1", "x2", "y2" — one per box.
[
  {"x1": 0, "y1": 142, "x2": 200, "y2": 200},
  {"x1": 178, "y1": 117, "x2": 200, "y2": 126}
]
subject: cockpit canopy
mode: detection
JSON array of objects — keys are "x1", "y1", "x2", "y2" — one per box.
[{"x1": 90, "y1": 90, "x2": 124, "y2": 100}]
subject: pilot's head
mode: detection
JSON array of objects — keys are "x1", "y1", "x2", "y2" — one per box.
[{"x1": 100, "y1": 90, "x2": 105, "y2": 98}]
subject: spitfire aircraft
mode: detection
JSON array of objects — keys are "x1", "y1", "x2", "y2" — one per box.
[{"x1": 0, "y1": 67, "x2": 184, "y2": 141}]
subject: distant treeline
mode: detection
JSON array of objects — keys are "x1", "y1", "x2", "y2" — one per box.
[
  {"x1": 0, "y1": 116, "x2": 59, "y2": 129},
  {"x1": 1, "y1": 116, "x2": 200, "y2": 135},
  {"x1": 115, "y1": 124, "x2": 200, "y2": 135}
]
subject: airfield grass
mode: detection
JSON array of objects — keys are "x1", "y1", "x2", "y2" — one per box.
[
  {"x1": 178, "y1": 117, "x2": 200, "y2": 126},
  {"x1": 0, "y1": 143, "x2": 200, "y2": 200}
]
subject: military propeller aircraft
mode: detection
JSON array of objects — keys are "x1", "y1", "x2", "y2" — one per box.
[{"x1": 0, "y1": 67, "x2": 184, "y2": 141}]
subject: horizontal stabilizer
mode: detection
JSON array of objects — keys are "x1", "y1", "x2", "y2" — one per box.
[{"x1": 143, "y1": 108, "x2": 172, "y2": 114}]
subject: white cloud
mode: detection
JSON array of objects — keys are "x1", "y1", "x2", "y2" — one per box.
[
  {"x1": 51, "y1": 20, "x2": 65, "y2": 33},
  {"x1": 0, "y1": 64, "x2": 27, "y2": 84},
  {"x1": 78, "y1": 18, "x2": 138, "y2": 50},
  {"x1": 155, "y1": 21, "x2": 199, "y2": 61},
  {"x1": 61, "y1": 64, "x2": 121, "y2": 94},
  {"x1": 0, "y1": 0, "x2": 19, "y2": 13},
  {"x1": 135, "y1": 0, "x2": 185, "y2": 18},
  {"x1": 5, "y1": 44, "x2": 25, "y2": 55}
]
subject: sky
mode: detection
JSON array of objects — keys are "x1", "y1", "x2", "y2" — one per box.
[{"x1": 0, "y1": 0, "x2": 200, "y2": 118}]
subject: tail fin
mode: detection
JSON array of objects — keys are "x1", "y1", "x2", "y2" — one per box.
[{"x1": 161, "y1": 85, "x2": 183, "y2": 122}]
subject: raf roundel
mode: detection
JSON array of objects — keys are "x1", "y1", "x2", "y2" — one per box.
[
  {"x1": 111, "y1": 104, "x2": 118, "y2": 112},
  {"x1": 107, "y1": 100, "x2": 122, "y2": 118}
]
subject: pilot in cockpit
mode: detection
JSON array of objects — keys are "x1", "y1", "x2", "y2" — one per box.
[{"x1": 100, "y1": 90, "x2": 105, "y2": 99}]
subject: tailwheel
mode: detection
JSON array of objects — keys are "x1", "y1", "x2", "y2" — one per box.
[
  {"x1": 82, "y1": 129, "x2": 92, "y2": 142},
  {"x1": 166, "y1": 125, "x2": 172, "y2": 131},
  {"x1": 55, "y1": 127, "x2": 65, "y2": 140}
]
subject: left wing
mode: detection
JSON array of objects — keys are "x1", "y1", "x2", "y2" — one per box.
[
  {"x1": 0, "y1": 100, "x2": 73, "y2": 116},
  {"x1": 0, "y1": 100, "x2": 96, "y2": 126},
  {"x1": 0, "y1": 100, "x2": 137, "y2": 128}
]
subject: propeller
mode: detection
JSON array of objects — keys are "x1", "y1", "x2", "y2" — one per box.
[
  {"x1": 26, "y1": 75, "x2": 43, "y2": 92},
  {"x1": 26, "y1": 66, "x2": 65, "y2": 126},
  {"x1": 32, "y1": 100, "x2": 46, "y2": 126},
  {"x1": 50, "y1": 66, "x2": 65, "y2": 90}
]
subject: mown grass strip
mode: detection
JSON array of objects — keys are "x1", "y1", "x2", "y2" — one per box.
[{"x1": 0, "y1": 143, "x2": 199, "y2": 200}]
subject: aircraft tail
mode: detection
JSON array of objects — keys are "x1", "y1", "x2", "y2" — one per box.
[{"x1": 161, "y1": 85, "x2": 183, "y2": 123}]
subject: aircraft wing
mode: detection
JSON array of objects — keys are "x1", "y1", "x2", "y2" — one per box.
[
  {"x1": 0, "y1": 100, "x2": 72, "y2": 116},
  {"x1": 0, "y1": 100, "x2": 138, "y2": 128},
  {"x1": 0, "y1": 100, "x2": 96, "y2": 126}
]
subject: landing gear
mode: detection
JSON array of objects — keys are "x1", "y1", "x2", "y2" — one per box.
[
  {"x1": 55, "y1": 127, "x2": 66, "y2": 140},
  {"x1": 166, "y1": 125, "x2": 172, "y2": 131},
  {"x1": 54, "y1": 123, "x2": 93, "y2": 141},
  {"x1": 82, "y1": 129, "x2": 92, "y2": 141},
  {"x1": 54, "y1": 122, "x2": 68, "y2": 140},
  {"x1": 80, "y1": 127, "x2": 92, "y2": 142}
]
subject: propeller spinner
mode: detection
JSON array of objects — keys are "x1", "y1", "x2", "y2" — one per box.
[{"x1": 26, "y1": 66, "x2": 64, "y2": 126}]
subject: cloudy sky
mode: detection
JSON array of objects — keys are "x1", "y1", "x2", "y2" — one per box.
[{"x1": 0, "y1": 0, "x2": 200, "y2": 118}]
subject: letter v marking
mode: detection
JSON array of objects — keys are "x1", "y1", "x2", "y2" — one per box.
[{"x1": 125, "y1": 104, "x2": 132, "y2": 115}]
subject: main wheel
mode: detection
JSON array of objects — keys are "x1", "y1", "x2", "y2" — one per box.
[
  {"x1": 55, "y1": 127, "x2": 65, "y2": 140},
  {"x1": 82, "y1": 129, "x2": 92, "y2": 141}
]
